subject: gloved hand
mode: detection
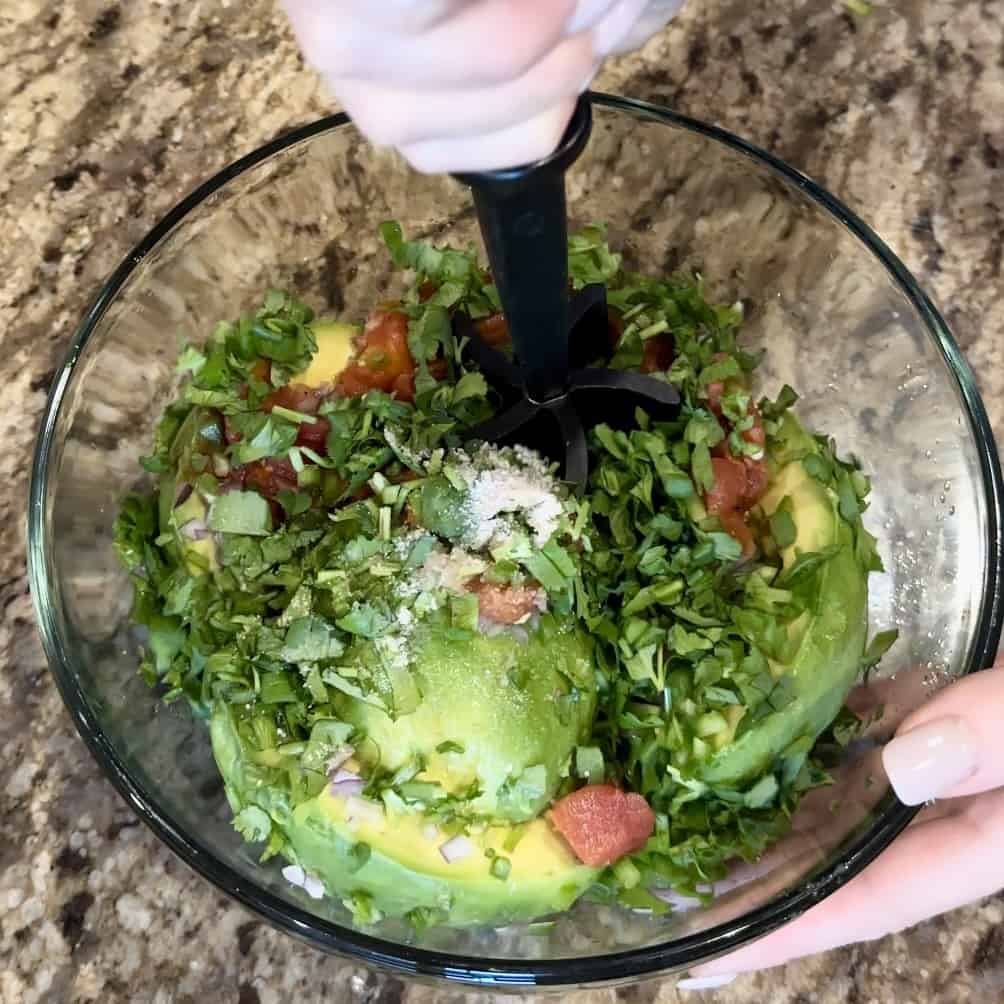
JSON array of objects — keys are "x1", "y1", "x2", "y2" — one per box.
[{"x1": 281, "y1": 0, "x2": 684, "y2": 172}]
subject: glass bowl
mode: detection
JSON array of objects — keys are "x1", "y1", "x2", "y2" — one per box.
[{"x1": 28, "y1": 93, "x2": 1003, "y2": 988}]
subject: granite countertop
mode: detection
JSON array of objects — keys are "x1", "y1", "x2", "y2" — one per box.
[{"x1": 2, "y1": 1, "x2": 1002, "y2": 1001}]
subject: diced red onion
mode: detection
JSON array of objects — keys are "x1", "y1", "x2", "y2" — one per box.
[
  {"x1": 325, "y1": 746, "x2": 355, "y2": 775},
  {"x1": 329, "y1": 768, "x2": 366, "y2": 799},
  {"x1": 180, "y1": 518, "x2": 209, "y2": 541},
  {"x1": 439, "y1": 834, "x2": 474, "y2": 864},
  {"x1": 649, "y1": 886, "x2": 708, "y2": 911}
]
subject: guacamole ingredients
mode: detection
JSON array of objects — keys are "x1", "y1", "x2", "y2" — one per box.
[
  {"x1": 336, "y1": 310, "x2": 418, "y2": 401},
  {"x1": 114, "y1": 221, "x2": 897, "y2": 930},
  {"x1": 549, "y1": 785, "x2": 656, "y2": 867},
  {"x1": 439, "y1": 834, "x2": 475, "y2": 864}
]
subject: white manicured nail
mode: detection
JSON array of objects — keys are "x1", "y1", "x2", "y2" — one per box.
[
  {"x1": 566, "y1": 0, "x2": 620, "y2": 33},
  {"x1": 882, "y1": 716, "x2": 978, "y2": 805},
  {"x1": 677, "y1": 974, "x2": 737, "y2": 991},
  {"x1": 591, "y1": 0, "x2": 648, "y2": 55}
]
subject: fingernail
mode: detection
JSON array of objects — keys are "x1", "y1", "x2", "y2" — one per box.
[
  {"x1": 591, "y1": 0, "x2": 647, "y2": 55},
  {"x1": 677, "y1": 974, "x2": 737, "y2": 991},
  {"x1": 566, "y1": 0, "x2": 619, "y2": 34},
  {"x1": 882, "y1": 716, "x2": 978, "y2": 805}
]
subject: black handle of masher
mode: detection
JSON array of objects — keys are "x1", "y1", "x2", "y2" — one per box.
[{"x1": 454, "y1": 96, "x2": 593, "y2": 403}]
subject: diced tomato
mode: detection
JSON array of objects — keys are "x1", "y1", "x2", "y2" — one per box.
[
  {"x1": 703, "y1": 456, "x2": 768, "y2": 559},
  {"x1": 704, "y1": 457, "x2": 749, "y2": 516},
  {"x1": 549, "y1": 785, "x2": 655, "y2": 867},
  {"x1": 718, "y1": 509, "x2": 755, "y2": 559},
  {"x1": 295, "y1": 416, "x2": 331, "y2": 452},
  {"x1": 336, "y1": 310, "x2": 416, "y2": 401},
  {"x1": 391, "y1": 469, "x2": 421, "y2": 484},
  {"x1": 239, "y1": 358, "x2": 273, "y2": 400},
  {"x1": 392, "y1": 371, "x2": 416, "y2": 403},
  {"x1": 742, "y1": 456, "x2": 769, "y2": 506},
  {"x1": 262, "y1": 382, "x2": 328, "y2": 415},
  {"x1": 219, "y1": 466, "x2": 247, "y2": 492},
  {"x1": 469, "y1": 579, "x2": 541, "y2": 625},
  {"x1": 475, "y1": 313, "x2": 510, "y2": 347},
  {"x1": 242, "y1": 457, "x2": 299, "y2": 498},
  {"x1": 640, "y1": 333, "x2": 675, "y2": 373}
]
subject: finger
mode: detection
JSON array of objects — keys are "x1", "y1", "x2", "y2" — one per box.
[
  {"x1": 692, "y1": 785, "x2": 1004, "y2": 977},
  {"x1": 591, "y1": 0, "x2": 652, "y2": 56},
  {"x1": 328, "y1": 35, "x2": 595, "y2": 146},
  {"x1": 882, "y1": 665, "x2": 1004, "y2": 804},
  {"x1": 322, "y1": 0, "x2": 473, "y2": 33},
  {"x1": 399, "y1": 97, "x2": 578, "y2": 173},
  {"x1": 284, "y1": 0, "x2": 472, "y2": 34},
  {"x1": 602, "y1": 0, "x2": 683, "y2": 55},
  {"x1": 290, "y1": 0, "x2": 578, "y2": 89},
  {"x1": 566, "y1": 0, "x2": 620, "y2": 32}
]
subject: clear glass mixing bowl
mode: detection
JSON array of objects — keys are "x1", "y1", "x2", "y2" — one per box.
[{"x1": 28, "y1": 94, "x2": 1003, "y2": 988}]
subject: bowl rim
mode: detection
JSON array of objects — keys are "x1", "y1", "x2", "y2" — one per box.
[{"x1": 28, "y1": 91, "x2": 1004, "y2": 988}]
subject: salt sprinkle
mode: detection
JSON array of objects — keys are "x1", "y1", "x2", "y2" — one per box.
[
  {"x1": 452, "y1": 444, "x2": 563, "y2": 548},
  {"x1": 384, "y1": 427, "x2": 429, "y2": 468},
  {"x1": 415, "y1": 548, "x2": 487, "y2": 594}
]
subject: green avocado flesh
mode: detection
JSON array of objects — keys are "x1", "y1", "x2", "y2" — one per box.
[
  {"x1": 699, "y1": 454, "x2": 870, "y2": 787},
  {"x1": 338, "y1": 616, "x2": 597, "y2": 822},
  {"x1": 211, "y1": 689, "x2": 598, "y2": 927}
]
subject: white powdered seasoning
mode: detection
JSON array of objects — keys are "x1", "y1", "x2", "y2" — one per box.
[{"x1": 454, "y1": 444, "x2": 563, "y2": 549}]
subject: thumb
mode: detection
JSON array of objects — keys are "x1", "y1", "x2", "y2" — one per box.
[{"x1": 881, "y1": 662, "x2": 1004, "y2": 806}]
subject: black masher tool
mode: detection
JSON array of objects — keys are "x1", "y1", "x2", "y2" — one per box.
[{"x1": 451, "y1": 94, "x2": 680, "y2": 492}]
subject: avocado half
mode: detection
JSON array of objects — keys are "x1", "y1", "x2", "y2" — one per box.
[
  {"x1": 210, "y1": 620, "x2": 600, "y2": 926},
  {"x1": 698, "y1": 438, "x2": 870, "y2": 787},
  {"x1": 338, "y1": 616, "x2": 597, "y2": 822}
]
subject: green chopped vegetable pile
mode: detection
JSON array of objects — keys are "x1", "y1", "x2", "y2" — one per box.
[{"x1": 113, "y1": 222, "x2": 896, "y2": 924}]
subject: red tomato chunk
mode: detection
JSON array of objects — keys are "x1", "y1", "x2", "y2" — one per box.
[{"x1": 549, "y1": 784, "x2": 655, "y2": 868}]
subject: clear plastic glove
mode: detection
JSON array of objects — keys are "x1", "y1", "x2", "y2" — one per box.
[
  {"x1": 681, "y1": 660, "x2": 1004, "y2": 989},
  {"x1": 281, "y1": 0, "x2": 683, "y2": 172}
]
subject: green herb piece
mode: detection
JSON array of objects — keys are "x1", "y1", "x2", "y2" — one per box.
[
  {"x1": 208, "y1": 491, "x2": 272, "y2": 536},
  {"x1": 489, "y1": 855, "x2": 512, "y2": 880},
  {"x1": 574, "y1": 746, "x2": 605, "y2": 784}
]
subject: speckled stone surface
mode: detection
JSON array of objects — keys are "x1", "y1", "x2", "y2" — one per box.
[{"x1": 1, "y1": 1, "x2": 1003, "y2": 1002}]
